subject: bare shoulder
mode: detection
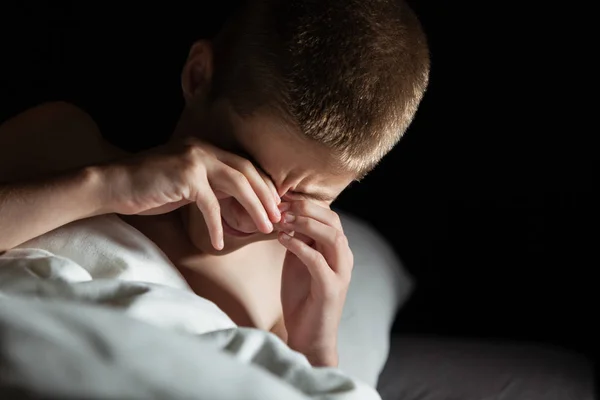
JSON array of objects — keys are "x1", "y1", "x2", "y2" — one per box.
[{"x1": 0, "y1": 101, "x2": 127, "y2": 183}]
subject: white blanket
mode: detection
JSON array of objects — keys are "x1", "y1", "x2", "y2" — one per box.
[{"x1": 0, "y1": 215, "x2": 381, "y2": 399}]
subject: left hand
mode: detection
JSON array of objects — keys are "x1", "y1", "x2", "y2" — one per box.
[{"x1": 276, "y1": 200, "x2": 353, "y2": 367}]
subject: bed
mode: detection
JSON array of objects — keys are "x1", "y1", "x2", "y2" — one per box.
[{"x1": 0, "y1": 212, "x2": 593, "y2": 399}]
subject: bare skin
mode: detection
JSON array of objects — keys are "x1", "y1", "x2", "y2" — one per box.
[{"x1": 0, "y1": 40, "x2": 356, "y2": 366}]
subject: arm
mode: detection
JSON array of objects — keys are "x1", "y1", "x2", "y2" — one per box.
[
  {"x1": 0, "y1": 101, "x2": 281, "y2": 252},
  {"x1": 0, "y1": 102, "x2": 126, "y2": 251},
  {"x1": 0, "y1": 167, "x2": 106, "y2": 252}
]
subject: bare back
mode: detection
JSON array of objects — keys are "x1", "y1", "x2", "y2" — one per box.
[{"x1": 0, "y1": 102, "x2": 126, "y2": 183}]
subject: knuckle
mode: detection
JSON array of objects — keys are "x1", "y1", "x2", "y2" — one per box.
[
  {"x1": 332, "y1": 213, "x2": 342, "y2": 228},
  {"x1": 236, "y1": 158, "x2": 255, "y2": 173},
  {"x1": 181, "y1": 144, "x2": 206, "y2": 169},
  {"x1": 183, "y1": 142, "x2": 201, "y2": 157},
  {"x1": 293, "y1": 200, "x2": 309, "y2": 214},
  {"x1": 347, "y1": 252, "x2": 355, "y2": 269},
  {"x1": 296, "y1": 216, "x2": 311, "y2": 230},
  {"x1": 183, "y1": 141, "x2": 214, "y2": 161},
  {"x1": 227, "y1": 168, "x2": 247, "y2": 184},
  {"x1": 322, "y1": 283, "x2": 342, "y2": 301},
  {"x1": 220, "y1": 167, "x2": 247, "y2": 188},
  {"x1": 307, "y1": 249, "x2": 323, "y2": 265},
  {"x1": 333, "y1": 231, "x2": 348, "y2": 247}
]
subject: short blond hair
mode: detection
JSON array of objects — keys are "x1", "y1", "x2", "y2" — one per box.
[{"x1": 211, "y1": 0, "x2": 430, "y2": 178}]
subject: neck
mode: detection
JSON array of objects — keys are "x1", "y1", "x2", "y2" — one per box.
[{"x1": 169, "y1": 106, "x2": 205, "y2": 143}]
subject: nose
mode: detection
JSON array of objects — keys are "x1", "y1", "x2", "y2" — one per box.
[{"x1": 220, "y1": 198, "x2": 260, "y2": 234}]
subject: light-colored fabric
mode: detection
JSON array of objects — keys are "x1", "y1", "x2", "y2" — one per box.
[
  {"x1": 0, "y1": 294, "x2": 380, "y2": 399},
  {"x1": 0, "y1": 248, "x2": 236, "y2": 335},
  {"x1": 17, "y1": 214, "x2": 191, "y2": 291},
  {"x1": 336, "y1": 211, "x2": 414, "y2": 387},
  {"x1": 8, "y1": 212, "x2": 413, "y2": 389},
  {"x1": 0, "y1": 215, "x2": 384, "y2": 399}
]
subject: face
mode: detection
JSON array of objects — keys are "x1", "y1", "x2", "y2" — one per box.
[
  {"x1": 180, "y1": 103, "x2": 356, "y2": 255},
  {"x1": 177, "y1": 40, "x2": 356, "y2": 255}
]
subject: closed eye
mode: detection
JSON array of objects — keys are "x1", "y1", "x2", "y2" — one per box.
[{"x1": 230, "y1": 145, "x2": 333, "y2": 203}]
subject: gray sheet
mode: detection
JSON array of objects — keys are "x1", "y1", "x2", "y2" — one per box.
[{"x1": 377, "y1": 335, "x2": 594, "y2": 400}]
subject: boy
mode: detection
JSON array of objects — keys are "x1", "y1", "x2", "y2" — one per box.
[{"x1": 0, "y1": 0, "x2": 429, "y2": 378}]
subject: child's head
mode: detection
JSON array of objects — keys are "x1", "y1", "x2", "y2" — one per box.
[
  {"x1": 209, "y1": 0, "x2": 430, "y2": 179},
  {"x1": 178, "y1": 0, "x2": 430, "y2": 253}
]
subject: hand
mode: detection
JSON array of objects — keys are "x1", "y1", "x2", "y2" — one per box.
[
  {"x1": 276, "y1": 200, "x2": 353, "y2": 367},
  {"x1": 98, "y1": 137, "x2": 281, "y2": 250}
]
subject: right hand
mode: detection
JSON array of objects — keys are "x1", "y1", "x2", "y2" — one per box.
[{"x1": 98, "y1": 137, "x2": 281, "y2": 250}]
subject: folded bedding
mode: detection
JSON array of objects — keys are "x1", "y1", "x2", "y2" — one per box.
[{"x1": 0, "y1": 215, "x2": 381, "y2": 399}]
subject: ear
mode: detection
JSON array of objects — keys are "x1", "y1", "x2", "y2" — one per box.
[{"x1": 181, "y1": 40, "x2": 214, "y2": 106}]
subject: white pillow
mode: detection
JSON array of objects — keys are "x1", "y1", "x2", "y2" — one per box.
[{"x1": 336, "y1": 210, "x2": 415, "y2": 387}]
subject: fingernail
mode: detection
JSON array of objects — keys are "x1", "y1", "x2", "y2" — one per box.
[
  {"x1": 278, "y1": 202, "x2": 291, "y2": 212},
  {"x1": 265, "y1": 217, "x2": 274, "y2": 231},
  {"x1": 280, "y1": 231, "x2": 292, "y2": 240},
  {"x1": 283, "y1": 212, "x2": 295, "y2": 223},
  {"x1": 273, "y1": 207, "x2": 281, "y2": 220}
]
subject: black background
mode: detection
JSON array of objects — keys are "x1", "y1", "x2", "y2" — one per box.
[{"x1": 1, "y1": 2, "x2": 595, "y2": 359}]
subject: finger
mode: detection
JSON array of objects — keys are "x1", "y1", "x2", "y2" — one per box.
[
  {"x1": 278, "y1": 200, "x2": 343, "y2": 231},
  {"x1": 220, "y1": 153, "x2": 281, "y2": 223},
  {"x1": 279, "y1": 231, "x2": 334, "y2": 287},
  {"x1": 212, "y1": 166, "x2": 273, "y2": 234},
  {"x1": 257, "y1": 169, "x2": 281, "y2": 206},
  {"x1": 281, "y1": 214, "x2": 350, "y2": 273},
  {"x1": 195, "y1": 187, "x2": 224, "y2": 250},
  {"x1": 257, "y1": 169, "x2": 282, "y2": 211}
]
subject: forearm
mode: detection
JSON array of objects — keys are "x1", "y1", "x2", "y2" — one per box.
[{"x1": 0, "y1": 167, "x2": 106, "y2": 251}]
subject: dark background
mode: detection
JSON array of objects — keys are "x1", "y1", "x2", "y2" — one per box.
[{"x1": 1, "y1": 2, "x2": 595, "y2": 359}]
